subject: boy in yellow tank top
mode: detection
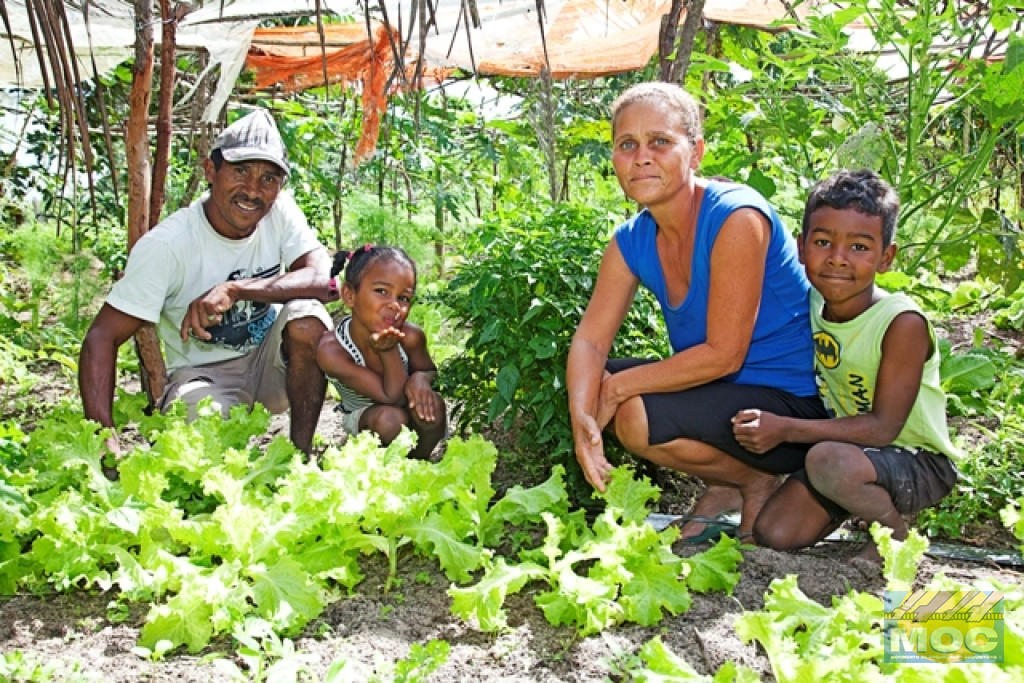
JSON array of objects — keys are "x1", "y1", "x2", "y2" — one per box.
[{"x1": 731, "y1": 169, "x2": 960, "y2": 561}]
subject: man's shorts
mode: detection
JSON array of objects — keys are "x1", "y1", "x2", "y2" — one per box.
[
  {"x1": 606, "y1": 358, "x2": 828, "y2": 474},
  {"x1": 789, "y1": 445, "x2": 959, "y2": 521},
  {"x1": 159, "y1": 299, "x2": 332, "y2": 418}
]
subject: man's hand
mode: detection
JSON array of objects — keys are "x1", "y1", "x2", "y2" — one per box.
[
  {"x1": 732, "y1": 408, "x2": 786, "y2": 454},
  {"x1": 573, "y1": 413, "x2": 613, "y2": 492},
  {"x1": 101, "y1": 432, "x2": 122, "y2": 481},
  {"x1": 180, "y1": 284, "x2": 236, "y2": 342}
]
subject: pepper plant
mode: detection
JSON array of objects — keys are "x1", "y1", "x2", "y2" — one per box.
[{"x1": 437, "y1": 202, "x2": 668, "y2": 499}]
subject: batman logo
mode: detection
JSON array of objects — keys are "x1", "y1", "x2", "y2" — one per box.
[{"x1": 814, "y1": 331, "x2": 841, "y2": 369}]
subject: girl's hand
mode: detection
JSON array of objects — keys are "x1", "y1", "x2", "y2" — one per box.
[
  {"x1": 732, "y1": 408, "x2": 785, "y2": 454},
  {"x1": 406, "y1": 374, "x2": 441, "y2": 422},
  {"x1": 369, "y1": 326, "x2": 406, "y2": 352}
]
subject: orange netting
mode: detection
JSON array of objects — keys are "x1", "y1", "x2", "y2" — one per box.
[
  {"x1": 246, "y1": 23, "x2": 451, "y2": 164},
  {"x1": 242, "y1": 1, "x2": 816, "y2": 161}
]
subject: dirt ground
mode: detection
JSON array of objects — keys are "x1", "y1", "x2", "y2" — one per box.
[{"x1": 2, "y1": 399, "x2": 1022, "y2": 682}]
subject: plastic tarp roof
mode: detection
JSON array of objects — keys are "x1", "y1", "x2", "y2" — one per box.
[{"x1": 1, "y1": 0, "x2": 818, "y2": 122}]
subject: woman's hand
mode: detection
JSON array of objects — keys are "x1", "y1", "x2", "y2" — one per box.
[
  {"x1": 594, "y1": 373, "x2": 623, "y2": 431},
  {"x1": 573, "y1": 412, "x2": 614, "y2": 491},
  {"x1": 732, "y1": 408, "x2": 786, "y2": 454}
]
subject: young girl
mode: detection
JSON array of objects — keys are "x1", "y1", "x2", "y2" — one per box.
[{"x1": 317, "y1": 245, "x2": 446, "y2": 460}]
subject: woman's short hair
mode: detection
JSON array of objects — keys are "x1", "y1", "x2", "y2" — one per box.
[{"x1": 610, "y1": 82, "x2": 703, "y2": 144}]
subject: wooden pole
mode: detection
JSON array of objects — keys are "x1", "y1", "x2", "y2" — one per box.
[
  {"x1": 659, "y1": 0, "x2": 707, "y2": 84},
  {"x1": 127, "y1": 0, "x2": 167, "y2": 408}
]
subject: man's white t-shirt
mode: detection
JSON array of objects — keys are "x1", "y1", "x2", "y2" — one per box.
[{"x1": 107, "y1": 192, "x2": 322, "y2": 372}]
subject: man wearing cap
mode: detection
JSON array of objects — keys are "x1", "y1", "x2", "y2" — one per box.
[{"x1": 79, "y1": 109, "x2": 336, "y2": 463}]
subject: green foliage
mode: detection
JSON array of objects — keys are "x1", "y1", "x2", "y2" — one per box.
[
  {"x1": 0, "y1": 222, "x2": 104, "y2": 338},
  {"x1": 449, "y1": 466, "x2": 743, "y2": 635},
  {"x1": 606, "y1": 634, "x2": 761, "y2": 683},
  {"x1": 992, "y1": 284, "x2": 1024, "y2": 333},
  {"x1": 272, "y1": 97, "x2": 360, "y2": 239},
  {"x1": 317, "y1": 638, "x2": 451, "y2": 683},
  {"x1": 735, "y1": 526, "x2": 1024, "y2": 682},
  {"x1": 0, "y1": 335, "x2": 37, "y2": 406},
  {"x1": 406, "y1": 292, "x2": 463, "y2": 365},
  {"x1": 212, "y1": 616, "x2": 450, "y2": 681},
  {"x1": 1000, "y1": 497, "x2": 1024, "y2": 549},
  {"x1": 211, "y1": 617, "x2": 318, "y2": 680},
  {"x1": 699, "y1": 0, "x2": 1024, "y2": 289},
  {"x1": 0, "y1": 650, "x2": 103, "y2": 683},
  {"x1": 0, "y1": 222, "x2": 99, "y2": 414},
  {"x1": 3, "y1": 392, "x2": 725, "y2": 656},
  {"x1": 615, "y1": 524, "x2": 1024, "y2": 681},
  {"x1": 913, "y1": 310, "x2": 1024, "y2": 537},
  {"x1": 609, "y1": 636, "x2": 758, "y2": 682},
  {"x1": 939, "y1": 338, "x2": 1001, "y2": 414},
  {"x1": 920, "y1": 404, "x2": 1024, "y2": 538},
  {"x1": 339, "y1": 193, "x2": 436, "y2": 268},
  {"x1": 438, "y1": 202, "x2": 667, "y2": 496},
  {"x1": 390, "y1": 639, "x2": 451, "y2": 683},
  {"x1": 80, "y1": 223, "x2": 128, "y2": 283}
]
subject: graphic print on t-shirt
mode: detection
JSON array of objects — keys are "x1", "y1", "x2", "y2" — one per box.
[
  {"x1": 813, "y1": 330, "x2": 841, "y2": 369},
  {"x1": 203, "y1": 264, "x2": 282, "y2": 352}
]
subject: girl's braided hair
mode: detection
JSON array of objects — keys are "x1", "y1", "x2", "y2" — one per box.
[{"x1": 331, "y1": 244, "x2": 417, "y2": 290}]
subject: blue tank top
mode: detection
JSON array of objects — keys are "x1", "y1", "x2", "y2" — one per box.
[{"x1": 614, "y1": 181, "x2": 816, "y2": 397}]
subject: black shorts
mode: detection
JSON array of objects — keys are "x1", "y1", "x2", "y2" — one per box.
[
  {"x1": 606, "y1": 358, "x2": 828, "y2": 474},
  {"x1": 789, "y1": 445, "x2": 959, "y2": 521}
]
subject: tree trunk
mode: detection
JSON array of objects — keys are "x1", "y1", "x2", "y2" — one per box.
[
  {"x1": 128, "y1": 0, "x2": 167, "y2": 409},
  {"x1": 659, "y1": 0, "x2": 707, "y2": 84},
  {"x1": 533, "y1": 66, "x2": 559, "y2": 203},
  {"x1": 149, "y1": 0, "x2": 180, "y2": 227}
]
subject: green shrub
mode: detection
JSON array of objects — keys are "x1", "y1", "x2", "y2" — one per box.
[
  {"x1": 343, "y1": 195, "x2": 435, "y2": 269},
  {"x1": 438, "y1": 203, "x2": 667, "y2": 498}
]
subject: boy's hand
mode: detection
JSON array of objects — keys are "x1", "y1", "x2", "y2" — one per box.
[{"x1": 732, "y1": 408, "x2": 785, "y2": 454}]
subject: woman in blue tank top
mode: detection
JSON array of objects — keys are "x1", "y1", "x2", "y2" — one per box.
[{"x1": 567, "y1": 82, "x2": 826, "y2": 543}]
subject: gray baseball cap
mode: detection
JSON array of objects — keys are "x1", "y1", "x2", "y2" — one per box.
[{"x1": 211, "y1": 109, "x2": 290, "y2": 175}]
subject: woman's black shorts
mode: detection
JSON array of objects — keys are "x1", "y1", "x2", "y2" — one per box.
[{"x1": 606, "y1": 358, "x2": 828, "y2": 474}]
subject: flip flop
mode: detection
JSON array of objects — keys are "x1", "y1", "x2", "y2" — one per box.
[{"x1": 674, "y1": 515, "x2": 740, "y2": 545}]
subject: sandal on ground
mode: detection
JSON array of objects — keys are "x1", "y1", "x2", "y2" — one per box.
[{"x1": 674, "y1": 515, "x2": 740, "y2": 545}]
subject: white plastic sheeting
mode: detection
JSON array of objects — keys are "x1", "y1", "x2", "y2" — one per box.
[{"x1": 0, "y1": 0, "x2": 813, "y2": 119}]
